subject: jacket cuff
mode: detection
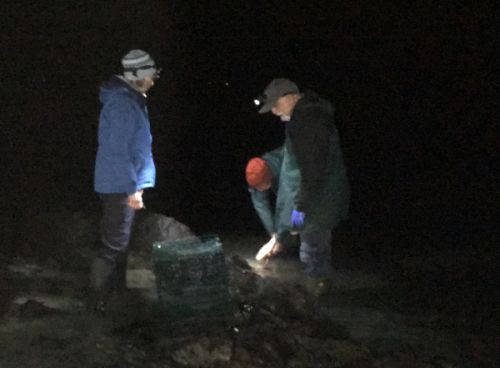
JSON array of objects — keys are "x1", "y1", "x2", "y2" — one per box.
[
  {"x1": 126, "y1": 186, "x2": 138, "y2": 195},
  {"x1": 276, "y1": 231, "x2": 288, "y2": 244}
]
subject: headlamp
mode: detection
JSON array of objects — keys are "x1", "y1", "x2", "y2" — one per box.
[{"x1": 254, "y1": 94, "x2": 266, "y2": 107}]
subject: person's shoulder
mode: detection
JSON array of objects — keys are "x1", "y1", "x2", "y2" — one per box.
[
  {"x1": 298, "y1": 90, "x2": 334, "y2": 117},
  {"x1": 263, "y1": 146, "x2": 284, "y2": 159},
  {"x1": 292, "y1": 92, "x2": 336, "y2": 134},
  {"x1": 100, "y1": 76, "x2": 138, "y2": 104},
  {"x1": 299, "y1": 90, "x2": 333, "y2": 110}
]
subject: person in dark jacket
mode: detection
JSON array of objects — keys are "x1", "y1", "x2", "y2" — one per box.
[
  {"x1": 255, "y1": 78, "x2": 350, "y2": 294},
  {"x1": 90, "y1": 49, "x2": 160, "y2": 311}
]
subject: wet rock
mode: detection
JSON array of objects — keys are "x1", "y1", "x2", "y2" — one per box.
[
  {"x1": 227, "y1": 256, "x2": 261, "y2": 296},
  {"x1": 327, "y1": 340, "x2": 372, "y2": 366},
  {"x1": 0, "y1": 229, "x2": 489, "y2": 368},
  {"x1": 280, "y1": 335, "x2": 372, "y2": 367},
  {"x1": 130, "y1": 212, "x2": 195, "y2": 256},
  {"x1": 12, "y1": 295, "x2": 84, "y2": 314},
  {"x1": 171, "y1": 336, "x2": 233, "y2": 367},
  {"x1": 7, "y1": 261, "x2": 43, "y2": 277},
  {"x1": 258, "y1": 307, "x2": 288, "y2": 329},
  {"x1": 230, "y1": 254, "x2": 253, "y2": 270},
  {"x1": 15, "y1": 299, "x2": 58, "y2": 318},
  {"x1": 231, "y1": 346, "x2": 252, "y2": 364},
  {"x1": 260, "y1": 341, "x2": 285, "y2": 367}
]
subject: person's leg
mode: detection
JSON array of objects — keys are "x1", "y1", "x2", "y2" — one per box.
[
  {"x1": 90, "y1": 193, "x2": 135, "y2": 308},
  {"x1": 278, "y1": 232, "x2": 300, "y2": 259},
  {"x1": 114, "y1": 253, "x2": 129, "y2": 292},
  {"x1": 299, "y1": 229, "x2": 332, "y2": 278}
]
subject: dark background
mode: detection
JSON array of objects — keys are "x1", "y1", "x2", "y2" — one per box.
[{"x1": 3, "y1": 2, "x2": 498, "y2": 258}]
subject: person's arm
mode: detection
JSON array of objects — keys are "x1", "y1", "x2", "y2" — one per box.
[
  {"x1": 289, "y1": 108, "x2": 331, "y2": 212},
  {"x1": 103, "y1": 98, "x2": 138, "y2": 195},
  {"x1": 129, "y1": 105, "x2": 154, "y2": 192},
  {"x1": 249, "y1": 188, "x2": 276, "y2": 235}
]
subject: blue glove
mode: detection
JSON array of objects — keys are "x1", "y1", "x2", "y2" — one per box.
[{"x1": 291, "y1": 210, "x2": 305, "y2": 228}]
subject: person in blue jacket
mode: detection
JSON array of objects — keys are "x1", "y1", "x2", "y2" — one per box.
[
  {"x1": 90, "y1": 49, "x2": 160, "y2": 311},
  {"x1": 254, "y1": 78, "x2": 350, "y2": 295}
]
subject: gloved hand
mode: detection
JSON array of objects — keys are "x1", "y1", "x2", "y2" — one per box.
[{"x1": 291, "y1": 210, "x2": 305, "y2": 228}]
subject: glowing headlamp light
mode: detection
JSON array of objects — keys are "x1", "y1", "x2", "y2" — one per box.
[{"x1": 254, "y1": 94, "x2": 266, "y2": 107}]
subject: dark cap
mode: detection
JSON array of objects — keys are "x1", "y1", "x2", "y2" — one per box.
[{"x1": 257, "y1": 78, "x2": 299, "y2": 113}]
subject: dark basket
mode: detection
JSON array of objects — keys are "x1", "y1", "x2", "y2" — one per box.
[{"x1": 152, "y1": 234, "x2": 231, "y2": 318}]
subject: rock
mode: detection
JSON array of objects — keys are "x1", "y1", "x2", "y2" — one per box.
[
  {"x1": 326, "y1": 340, "x2": 372, "y2": 366},
  {"x1": 228, "y1": 257, "x2": 261, "y2": 297},
  {"x1": 231, "y1": 346, "x2": 252, "y2": 364},
  {"x1": 261, "y1": 340, "x2": 285, "y2": 367},
  {"x1": 7, "y1": 261, "x2": 43, "y2": 277},
  {"x1": 171, "y1": 336, "x2": 233, "y2": 367},
  {"x1": 284, "y1": 335, "x2": 372, "y2": 367},
  {"x1": 15, "y1": 299, "x2": 57, "y2": 318},
  {"x1": 230, "y1": 255, "x2": 253, "y2": 270},
  {"x1": 130, "y1": 212, "x2": 195, "y2": 255}
]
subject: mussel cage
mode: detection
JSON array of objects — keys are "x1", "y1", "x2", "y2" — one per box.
[{"x1": 151, "y1": 234, "x2": 231, "y2": 318}]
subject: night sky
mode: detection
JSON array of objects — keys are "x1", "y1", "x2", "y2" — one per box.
[{"x1": 4, "y1": 2, "x2": 497, "y2": 255}]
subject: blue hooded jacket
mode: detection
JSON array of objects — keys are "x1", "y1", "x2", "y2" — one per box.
[{"x1": 94, "y1": 76, "x2": 156, "y2": 194}]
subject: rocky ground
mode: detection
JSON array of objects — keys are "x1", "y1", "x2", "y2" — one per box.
[{"x1": 0, "y1": 211, "x2": 498, "y2": 368}]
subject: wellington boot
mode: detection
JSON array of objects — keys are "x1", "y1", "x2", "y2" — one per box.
[
  {"x1": 89, "y1": 257, "x2": 115, "y2": 313},
  {"x1": 90, "y1": 257, "x2": 115, "y2": 291}
]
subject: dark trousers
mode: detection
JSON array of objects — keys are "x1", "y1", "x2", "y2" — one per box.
[
  {"x1": 91, "y1": 193, "x2": 136, "y2": 294},
  {"x1": 299, "y1": 229, "x2": 333, "y2": 278}
]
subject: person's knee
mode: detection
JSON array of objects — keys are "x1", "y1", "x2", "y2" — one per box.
[{"x1": 299, "y1": 248, "x2": 316, "y2": 264}]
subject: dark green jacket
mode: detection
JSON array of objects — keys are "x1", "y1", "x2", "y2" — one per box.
[
  {"x1": 279, "y1": 89, "x2": 350, "y2": 233},
  {"x1": 249, "y1": 146, "x2": 284, "y2": 236}
]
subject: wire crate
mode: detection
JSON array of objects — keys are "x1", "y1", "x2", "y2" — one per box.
[{"x1": 152, "y1": 234, "x2": 231, "y2": 318}]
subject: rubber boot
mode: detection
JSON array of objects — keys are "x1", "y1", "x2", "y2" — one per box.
[
  {"x1": 89, "y1": 257, "x2": 115, "y2": 312},
  {"x1": 114, "y1": 254, "x2": 128, "y2": 293}
]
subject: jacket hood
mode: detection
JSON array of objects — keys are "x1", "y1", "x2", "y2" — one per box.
[
  {"x1": 99, "y1": 75, "x2": 144, "y2": 106},
  {"x1": 299, "y1": 89, "x2": 334, "y2": 115},
  {"x1": 295, "y1": 89, "x2": 335, "y2": 131}
]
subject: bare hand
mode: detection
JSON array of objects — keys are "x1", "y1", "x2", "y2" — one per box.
[
  {"x1": 127, "y1": 191, "x2": 144, "y2": 209},
  {"x1": 270, "y1": 240, "x2": 283, "y2": 255},
  {"x1": 262, "y1": 240, "x2": 284, "y2": 264}
]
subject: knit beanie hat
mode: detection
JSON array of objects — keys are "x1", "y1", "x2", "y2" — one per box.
[
  {"x1": 246, "y1": 158, "x2": 272, "y2": 191},
  {"x1": 122, "y1": 49, "x2": 158, "y2": 81}
]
